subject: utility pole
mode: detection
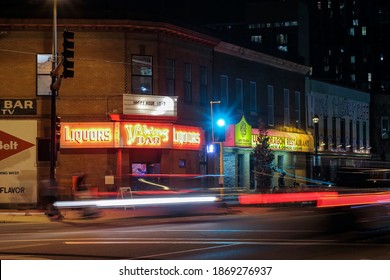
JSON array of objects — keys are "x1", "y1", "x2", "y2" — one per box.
[{"x1": 50, "y1": 0, "x2": 58, "y2": 185}]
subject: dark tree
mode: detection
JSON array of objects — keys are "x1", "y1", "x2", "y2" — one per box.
[{"x1": 252, "y1": 120, "x2": 275, "y2": 193}]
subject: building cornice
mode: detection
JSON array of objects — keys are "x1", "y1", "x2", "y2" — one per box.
[
  {"x1": 0, "y1": 18, "x2": 220, "y2": 47},
  {"x1": 215, "y1": 41, "x2": 312, "y2": 75}
]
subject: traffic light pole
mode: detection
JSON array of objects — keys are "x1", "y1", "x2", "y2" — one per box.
[{"x1": 50, "y1": 0, "x2": 58, "y2": 184}]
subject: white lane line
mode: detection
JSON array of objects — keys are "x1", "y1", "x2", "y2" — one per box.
[
  {"x1": 0, "y1": 243, "x2": 50, "y2": 251},
  {"x1": 63, "y1": 239, "x2": 382, "y2": 246},
  {"x1": 131, "y1": 244, "x2": 238, "y2": 260}
]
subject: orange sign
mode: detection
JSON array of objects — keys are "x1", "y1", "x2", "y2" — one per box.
[
  {"x1": 61, "y1": 123, "x2": 115, "y2": 148},
  {"x1": 173, "y1": 125, "x2": 203, "y2": 150}
]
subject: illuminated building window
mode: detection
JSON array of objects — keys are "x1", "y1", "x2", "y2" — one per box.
[
  {"x1": 251, "y1": 35, "x2": 262, "y2": 43},
  {"x1": 184, "y1": 63, "x2": 192, "y2": 102},
  {"x1": 381, "y1": 117, "x2": 390, "y2": 139},
  {"x1": 267, "y1": 85, "x2": 274, "y2": 126},
  {"x1": 362, "y1": 26, "x2": 367, "y2": 36},
  {"x1": 276, "y1": 34, "x2": 288, "y2": 52},
  {"x1": 132, "y1": 55, "x2": 152, "y2": 95},
  {"x1": 166, "y1": 58, "x2": 175, "y2": 96},
  {"x1": 250, "y1": 81, "x2": 257, "y2": 114}
]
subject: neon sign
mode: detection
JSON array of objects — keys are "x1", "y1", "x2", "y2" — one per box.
[
  {"x1": 173, "y1": 126, "x2": 202, "y2": 150},
  {"x1": 64, "y1": 126, "x2": 112, "y2": 144},
  {"x1": 123, "y1": 124, "x2": 170, "y2": 147},
  {"x1": 60, "y1": 122, "x2": 203, "y2": 150},
  {"x1": 61, "y1": 123, "x2": 115, "y2": 148}
]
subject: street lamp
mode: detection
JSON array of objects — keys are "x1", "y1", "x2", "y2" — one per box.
[
  {"x1": 210, "y1": 101, "x2": 224, "y2": 196},
  {"x1": 210, "y1": 100, "x2": 221, "y2": 143},
  {"x1": 312, "y1": 114, "x2": 319, "y2": 180}
]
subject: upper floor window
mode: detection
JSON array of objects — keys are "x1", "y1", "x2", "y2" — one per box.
[
  {"x1": 249, "y1": 81, "x2": 257, "y2": 114},
  {"x1": 267, "y1": 85, "x2": 274, "y2": 126},
  {"x1": 37, "y1": 54, "x2": 52, "y2": 96},
  {"x1": 251, "y1": 35, "x2": 262, "y2": 43},
  {"x1": 277, "y1": 34, "x2": 288, "y2": 52},
  {"x1": 184, "y1": 63, "x2": 192, "y2": 102},
  {"x1": 200, "y1": 66, "x2": 207, "y2": 106},
  {"x1": 132, "y1": 55, "x2": 152, "y2": 95},
  {"x1": 236, "y1": 78, "x2": 243, "y2": 111},
  {"x1": 295, "y1": 91, "x2": 301, "y2": 128},
  {"x1": 283, "y1": 89, "x2": 290, "y2": 126},
  {"x1": 220, "y1": 75, "x2": 229, "y2": 105},
  {"x1": 166, "y1": 59, "x2": 175, "y2": 96}
]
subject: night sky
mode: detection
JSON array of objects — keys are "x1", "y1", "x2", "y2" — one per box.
[{"x1": 0, "y1": 0, "x2": 247, "y2": 24}]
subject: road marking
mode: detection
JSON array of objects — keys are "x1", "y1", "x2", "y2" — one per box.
[
  {"x1": 131, "y1": 244, "x2": 238, "y2": 259},
  {"x1": 0, "y1": 243, "x2": 50, "y2": 251}
]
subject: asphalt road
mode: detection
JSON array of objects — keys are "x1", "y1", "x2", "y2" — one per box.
[{"x1": 1, "y1": 205, "x2": 390, "y2": 260}]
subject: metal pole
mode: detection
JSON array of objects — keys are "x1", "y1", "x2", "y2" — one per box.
[
  {"x1": 219, "y1": 142, "x2": 224, "y2": 196},
  {"x1": 50, "y1": 0, "x2": 58, "y2": 184},
  {"x1": 314, "y1": 121, "x2": 319, "y2": 179}
]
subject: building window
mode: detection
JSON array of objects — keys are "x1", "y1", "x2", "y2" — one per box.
[
  {"x1": 267, "y1": 85, "x2": 274, "y2": 126},
  {"x1": 362, "y1": 26, "x2": 367, "y2": 36},
  {"x1": 37, "y1": 138, "x2": 50, "y2": 161},
  {"x1": 250, "y1": 81, "x2": 257, "y2": 114},
  {"x1": 220, "y1": 75, "x2": 228, "y2": 105},
  {"x1": 184, "y1": 63, "x2": 192, "y2": 102},
  {"x1": 324, "y1": 116, "x2": 329, "y2": 150},
  {"x1": 37, "y1": 54, "x2": 53, "y2": 96},
  {"x1": 236, "y1": 78, "x2": 243, "y2": 111},
  {"x1": 349, "y1": 120, "x2": 353, "y2": 150},
  {"x1": 251, "y1": 35, "x2": 262, "y2": 43},
  {"x1": 295, "y1": 91, "x2": 301, "y2": 128},
  {"x1": 356, "y1": 121, "x2": 360, "y2": 149},
  {"x1": 283, "y1": 89, "x2": 290, "y2": 126},
  {"x1": 340, "y1": 118, "x2": 346, "y2": 149},
  {"x1": 277, "y1": 34, "x2": 288, "y2": 52},
  {"x1": 382, "y1": 117, "x2": 390, "y2": 139},
  {"x1": 349, "y1": 27, "x2": 355, "y2": 36},
  {"x1": 351, "y1": 56, "x2": 355, "y2": 64},
  {"x1": 363, "y1": 121, "x2": 367, "y2": 148},
  {"x1": 200, "y1": 66, "x2": 207, "y2": 106},
  {"x1": 166, "y1": 59, "x2": 175, "y2": 96},
  {"x1": 132, "y1": 55, "x2": 152, "y2": 95},
  {"x1": 332, "y1": 117, "x2": 337, "y2": 150}
]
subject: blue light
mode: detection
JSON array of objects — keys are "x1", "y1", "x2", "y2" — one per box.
[
  {"x1": 216, "y1": 118, "x2": 225, "y2": 127},
  {"x1": 207, "y1": 144, "x2": 215, "y2": 153}
]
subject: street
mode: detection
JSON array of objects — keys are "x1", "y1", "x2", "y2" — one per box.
[{"x1": 1, "y1": 205, "x2": 390, "y2": 260}]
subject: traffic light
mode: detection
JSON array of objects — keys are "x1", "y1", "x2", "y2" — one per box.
[
  {"x1": 56, "y1": 116, "x2": 61, "y2": 150},
  {"x1": 214, "y1": 118, "x2": 226, "y2": 142},
  {"x1": 62, "y1": 30, "x2": 74, "y2": 78}
]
